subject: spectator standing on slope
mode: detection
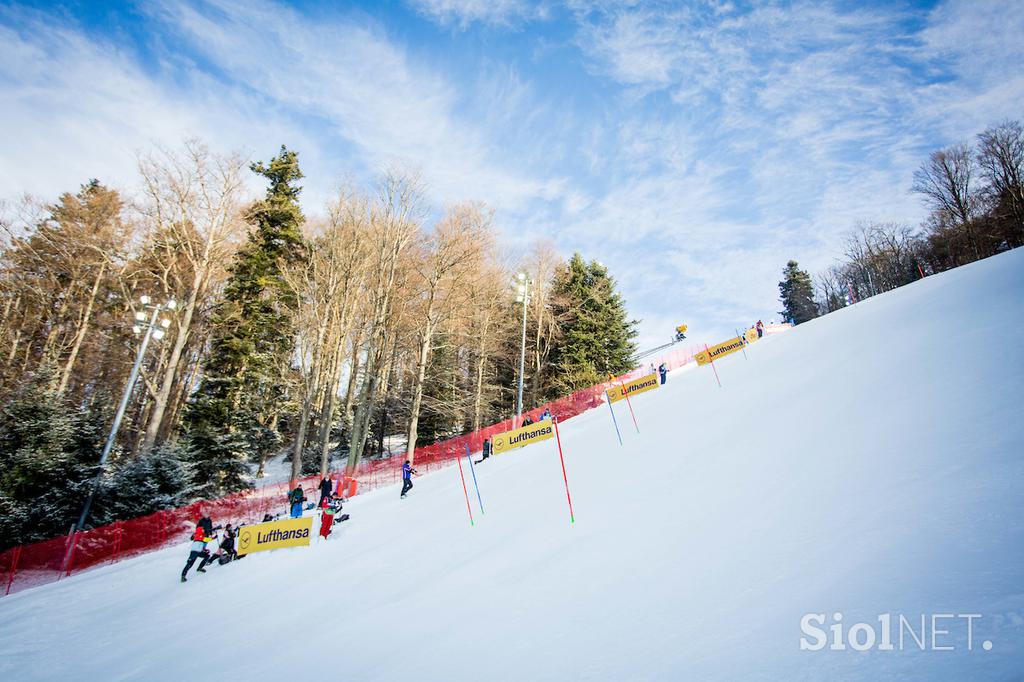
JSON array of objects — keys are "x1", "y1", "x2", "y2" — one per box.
[
  {"x1": 756, "y1": 320, "x2": 764, "y2": 338},
  {"x1": 658, "y1": 362, "x2": 668, "y2": 385},
  {"x1": 399, "y1": 458, "x2": 415, "y2": 497},
  {"x1": 288, "y1": 486, "x2": 306, "y2": 518},
  {"x1": 317, "y1": 476, "x2": 332, "y2": 507}
]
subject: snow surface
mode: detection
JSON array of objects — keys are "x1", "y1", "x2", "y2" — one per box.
[{"x1": 2, "y1": 249, "x2": 1023, "y2": 680}]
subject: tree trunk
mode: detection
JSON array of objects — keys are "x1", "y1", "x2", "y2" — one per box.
[
  {"x1": 404, "y1": 313, "x2": 435, "y2": 465},
  {"x1": 472, "y1": 310, "x2": 492, "y2": 431},
  {"x1": 57, "y1": 261, "x2": 107, "y2": 395},
  {"x1": 141, "y1": 269, "x2": 204, "y2": 452}
]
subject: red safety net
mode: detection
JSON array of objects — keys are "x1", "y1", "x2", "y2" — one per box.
[{"x1": 1, "y1": 349, "x2": 702, "y2": 597}]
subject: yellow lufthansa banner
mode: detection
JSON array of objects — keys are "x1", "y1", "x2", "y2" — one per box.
[
  {"x1": 607, "y1": 373, "x2": 659, "y2": 403},
  {"x1": 695, "y1": 337, "x2": 745, "y2": 366},
  {"x1": 237, "y1": 516, "x2": 313, "y2": 556},
  {"x1": 744, "y1": 328, "x2": 758, "y2": 344},
  {"x1": 492, "y1": 419, "x2": 554, "y2": 455}
]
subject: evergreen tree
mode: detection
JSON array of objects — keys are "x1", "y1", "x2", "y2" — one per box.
[
  {"x1": 0, "y1": 367, "x2": 105, "y2": 548},
  {"x1": 415, "y1": 330, "x2": 462, "y2": 446},
  {"x1": 548, "y1": 254, "x2": 638, "y2": 392},
  {"x1": 93, "y1": 443, "x2": 187, "y2": 526},
  {"x1": 183, "y1": 146, "x2": 307, "y2": 498},
  {"x1": 779, "y1": 260, "x2": 819, "y2": 324}
]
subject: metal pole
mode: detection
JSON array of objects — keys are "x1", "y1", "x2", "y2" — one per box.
[
  {"x1": 75, "y1": 307, "x2": 160, "y2": 531},
  {"x1": 516, "y1": 278, "x2": 529, "y2": 418}
]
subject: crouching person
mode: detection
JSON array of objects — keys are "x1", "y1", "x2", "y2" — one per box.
[{"x1": 212, "y1": 523, "x2": 243, "y2": 565}]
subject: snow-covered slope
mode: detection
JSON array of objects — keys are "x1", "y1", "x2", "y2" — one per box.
[{"x1": 2, "y1": 250, "x2": 1023, "y2": 681}]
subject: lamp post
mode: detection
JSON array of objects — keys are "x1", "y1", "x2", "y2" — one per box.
[
  {"x1": 513, "y1": 272, "x2": 532, "y2": 421},
  {"x1": 74, "y1": 295, "x2": 177, "y2": 531}
]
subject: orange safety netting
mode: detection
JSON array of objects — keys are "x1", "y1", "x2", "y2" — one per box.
[{"x1": 1, "y1": 347, "x2": 700, "y2": 597}]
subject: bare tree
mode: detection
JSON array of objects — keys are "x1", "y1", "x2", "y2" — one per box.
[
  {"x1": 135, "y1": 141, "x2": 249, "y2": 453},
  {"x1": 912, "y1": 143, "x2": 980, "y2": 259},
  {"x1": 403, "y1": 203, "x2": 491, "y2": 463},
  {"x1": 346, "y1": 170, "x2": 424, "y2": 473},
  {"x1": 977, "y1": 120, "x2": 1024, "y2": 247}
]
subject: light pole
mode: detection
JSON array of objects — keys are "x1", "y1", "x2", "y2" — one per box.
[
  {"x1": 75, "y1": 294, "x2": 177, "y2": 531},
  {"x1": 514, "y1": 272, "x2": 532, "y2": 421}
]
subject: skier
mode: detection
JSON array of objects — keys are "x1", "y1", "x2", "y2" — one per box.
[
  {"x1": 658, "y1": 362, "x2": 668, "y2": 385},
  {"x1": 400, "y1": 460, "x2": 418, "y2": 499},
  {"x1": 475, "y1": 439, "x2": 492, "y2": 464},
  {"x1": 181, "y1": 523, "x2": 212, "y2": 582},
  {"x1": 288, "y1": 486, "x2": 306, "y2": 518},
  {"x1": 317, "y1": 476, "x2": 332, "y2": 507}
]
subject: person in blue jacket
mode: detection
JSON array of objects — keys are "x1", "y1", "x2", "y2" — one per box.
[
  {"x1": 400, "y1": 460, "x2": 418, "y2": 499},
  {"x1": 658, "y1": 362, "x2": 668, "y2": 384}
]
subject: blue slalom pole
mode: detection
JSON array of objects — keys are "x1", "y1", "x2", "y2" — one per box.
[
  {"x1": 605, "y1": 390, "x2": 623, "y2": 446},
  {"x1": 735, "y1": 328, "x2": 749, "y2": 360},
  {"x1": 464, "y1": 443, "x2": 485, "y2": 515}
]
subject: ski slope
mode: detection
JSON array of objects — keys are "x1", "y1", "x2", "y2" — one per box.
[{"x1": 1, "y1": 249, "x2": 1023, "y2": 681}]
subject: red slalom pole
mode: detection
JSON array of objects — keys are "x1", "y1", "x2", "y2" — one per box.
[
  {"x1": 705, "y1": 344, "x2": 722, "y2": 388},
  {"x1": 5, "y1": 545, "x2": 21, "y2": 596},
  {"x1": 917, "y1": 263, "x2": 925, "y2": 279},
  {"x1": 455, "y1": 452, "x2": 475, "y2": 527},
  {"x1": 552, "y1": 417, "x2": 575, "y2": 524}
]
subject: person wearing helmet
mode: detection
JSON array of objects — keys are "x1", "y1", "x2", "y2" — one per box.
[{"x1": 400, "y1": 460, "x2": 418, "y2": 499}]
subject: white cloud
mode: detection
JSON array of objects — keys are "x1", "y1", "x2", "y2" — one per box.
[
  {"x1": 146, "y1": 0, "x2": 562, "y2": 212},
  {"x1": 407, "y1": 0, "x2": 548, "y2": 29},
  {"x1": 0, "y1": 0, "x2": 1019, "y2": 354}
]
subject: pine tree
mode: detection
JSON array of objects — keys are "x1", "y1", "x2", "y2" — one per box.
[
  {"x1": 0, "y1": 367, "x2": 105, "y2": 547},
  {"x1": 183, "y1": 146, "x2": 307, "y2": 498},
  {"x1": 548, "y1": 254, "x2": 638, "y2": 392},
  {"x1": 778, "y1": 260, "x2": 819, "y2": 325},
  {"x1": 415, "y1": 330, "x2": 462, "y2": 446},
  {"x1": 93, "y1": 443, "x2": 187, "y2": 525}
]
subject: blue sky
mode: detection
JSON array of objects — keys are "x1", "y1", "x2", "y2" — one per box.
[{"x1": 1, "y1": 0, "x2": 1021, "y2": 349}]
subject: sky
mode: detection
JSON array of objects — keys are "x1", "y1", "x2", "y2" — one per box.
[{"x1": 1, "y1": 0, "x2": 1021, "y2": 350}]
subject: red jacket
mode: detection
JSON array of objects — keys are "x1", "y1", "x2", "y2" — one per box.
[{"x1": 192, "y1": 526, "x2": 205, "y2": 542}]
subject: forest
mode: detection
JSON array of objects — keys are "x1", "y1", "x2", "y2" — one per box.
[{"x1": 0, "y1": 142, "x2": 637, "y2": 548}]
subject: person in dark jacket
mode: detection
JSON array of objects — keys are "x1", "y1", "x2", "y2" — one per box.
[
  {"x1": 475, "y1": 439, "x2": 492, "y2": 464},
  {"x1": 318, "y1": 477, "x2": 332, "y2": 507},
  {"x1": 756, "y1": 320, "x2": 764, "y2": 338},
  {"x1": 288, "y1": 487, "x2": 306, "y2": 518},
  {"x1": 658, "y1": 362, "x2": 668, "y2": 385},
  {"x1": 400, "y1": 460, "x2": 418, "y2": 499}
]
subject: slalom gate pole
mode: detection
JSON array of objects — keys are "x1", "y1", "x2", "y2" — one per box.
[
  {"x1": 455, "y1": 452, "x2": 475, "y2": 527},
  {"x1": 610, "y1": 374, "x2": 640, "y2": 434},
  {"x1": 5, "y1": 545, "x2": 21, "y2": 596},
  {"x1": 705, "y1": 344, "x2": 722, "y2": 388},
  {"x1": 552, "y1": 417, "x2": 575, "y2": 524},
  {"x1": 605, "y1": 390, "x2": 623, "y2": 446},
  {"x1": 918, "y1": 263, "x2": 926, "y2": 279},
  {"x1": 735, "y1": 329, "x2": 748, "y2": 360},
  {"x1": 464, "y1": 443, "x2": 485, "y2": 515}
]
